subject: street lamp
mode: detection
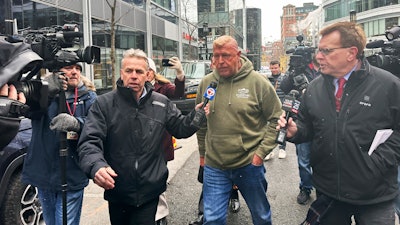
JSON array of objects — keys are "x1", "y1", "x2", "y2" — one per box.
[
  {"x1": 349, "y1": 10, "x2": 357, "y2": 23},
  {"x1": 203, "y1": 22, "x2": 209, "y2": 60}
]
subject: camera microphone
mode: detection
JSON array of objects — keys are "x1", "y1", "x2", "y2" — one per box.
[
  {"x1": 366, "y1": 40, "x2": 385, "y2": 49},
  {"x1": 276, "y1": 90, "x2": 300, "y2": 145},
  {"x1": 190, "y1": 81, "x2": 218, "y2": 129}
]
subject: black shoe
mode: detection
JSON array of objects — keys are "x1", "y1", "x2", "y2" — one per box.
[
  {"x1": 188, "y1": 214, "x2": 203, "y2": 225},
  {"x1": 297, "y1": 188, "x2": 311, "y2": 205},
  {"x1": 156, "y1": 217, "x2": 168, "y2": 225}
]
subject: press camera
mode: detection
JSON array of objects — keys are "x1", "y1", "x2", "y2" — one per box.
[
  {"x1": 2, "y1": 24, "x2": 100, "y2": 110},
  {"x1": 0, "y1": 24, "x2": 100, "y2": 148},
  {"x1": 366, "y1": 25, "x2": 400, "y2": 77},
  {"x1": 286, "y1": 35, "x2": 315, "y2": 92}
]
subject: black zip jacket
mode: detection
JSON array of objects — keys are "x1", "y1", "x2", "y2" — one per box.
[
  {"x1": 291, "y1": 59, "x2": 400, "y2": 205},
  {"x1": 77, "y1": 80, "x2": 198, "y2": 206}
]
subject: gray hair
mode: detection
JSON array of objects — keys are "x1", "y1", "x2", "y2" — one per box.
[{"x1": 121, "y1": 48, "x2": 149, "y2": 69}]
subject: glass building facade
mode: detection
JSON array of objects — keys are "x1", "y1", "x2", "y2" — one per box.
[
  {"x1": 197, "y1": 0, "x2": 244, "y2": 60},
  {"x1": 322, "y1": 0, "x2": 400, "y2": 38},
  {"x1": 0, "y1": 0, "x2": 196, "y2": 91}
]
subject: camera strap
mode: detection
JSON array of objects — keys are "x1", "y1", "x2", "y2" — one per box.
[{"x1": 66, "y1": 87, "x2": 78, "y2": 116}]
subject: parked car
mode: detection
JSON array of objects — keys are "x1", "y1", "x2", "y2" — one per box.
[
  {"x1": 0, "y1": 118, "x2": 44, "y2": 225},
  {"x1": 161, "y1": 61, "x2": 212, "y2": 114}
]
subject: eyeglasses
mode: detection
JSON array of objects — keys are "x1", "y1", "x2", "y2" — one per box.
[
  {"x1": 212, "y1": 53, "x2": 234, "y2": 61},
  {"x1": 316, "y1": 47, "x2": 350, "y2": 55}
]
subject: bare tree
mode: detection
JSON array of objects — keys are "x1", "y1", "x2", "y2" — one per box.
[
  {"x1": 104, "y1": 0, "x2": 135, "y2": 90},
  {"x1": 180, "y1": 0, "x2": 202, "y2": 60}
]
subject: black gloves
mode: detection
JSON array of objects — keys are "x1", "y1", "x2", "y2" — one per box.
[
  {"x1": 43, "y1": 73, "x2": 65, "y2": 99},
  {"x1": 197, "y1": 165, "x2": 204, "y2": 183},
  {"x1": 49, "y1": 113, "x2": 80, "y2": 132}
]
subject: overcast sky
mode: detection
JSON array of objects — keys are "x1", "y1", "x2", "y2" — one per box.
[{"x1": 246, "y1": 0, "x2": 322, "y2": 42}]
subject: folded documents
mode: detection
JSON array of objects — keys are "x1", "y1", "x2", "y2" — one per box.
[{"x1": 368, "y1": 129, "x2": 393, "y2": 156}]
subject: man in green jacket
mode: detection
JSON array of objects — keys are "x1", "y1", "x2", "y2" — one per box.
[{"x1": 195, "y1": 35, "x2": 282, "y2": 225}]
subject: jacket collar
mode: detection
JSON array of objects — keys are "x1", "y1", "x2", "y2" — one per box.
[{"x1": 116, "y1": 79, "x2": 154, "y2": 105}]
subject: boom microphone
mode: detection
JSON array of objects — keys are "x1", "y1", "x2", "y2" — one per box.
[
  {"x1": 276, "y1": 90, "x2": 300, "y2": 144},
  {"x1": 191, "y1": 81, "x2": 218, "y2": 128}
]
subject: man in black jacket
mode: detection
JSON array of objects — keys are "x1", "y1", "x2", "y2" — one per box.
[
  {"x1": 278, "y1": 21, "x2": 400, "y2": 224},
  {"x1": 77, "y1": 49, "x2": 206, "y2": 225}
]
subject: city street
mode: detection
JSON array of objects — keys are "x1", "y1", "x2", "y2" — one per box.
[
  {"x1": 80, "y1": 135, "x2": 312, "y2": 225},
  {"x1": 80, "y1": 135, "x2": 399, "y2": 225}
]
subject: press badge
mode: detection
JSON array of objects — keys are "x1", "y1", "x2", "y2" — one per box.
[{"x1": 66, "y1": 131, "x2": 79, "y2": 140}]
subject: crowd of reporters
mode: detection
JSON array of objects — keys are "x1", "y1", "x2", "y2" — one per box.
[{"x1": 2, "y1": 19, "x2": 400, "y2": 225}]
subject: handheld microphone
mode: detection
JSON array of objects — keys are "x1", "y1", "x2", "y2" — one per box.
[
  {"x1": 191, "y1": 81, "x2": 218, "y2": 129},
  {"x1": 275, "y1": 90, "x2": 300, "y2": 144},
  {"x1": 201, "y1": 81, "x2": 217, "y2": 107}
]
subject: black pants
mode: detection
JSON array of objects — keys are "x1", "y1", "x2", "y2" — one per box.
[
  {"x1": 108, "y1": 198, "x2": 159, "y2": 225},
  {"x1": 321, "y1": 198, "x2": 395, "y2": 225}
]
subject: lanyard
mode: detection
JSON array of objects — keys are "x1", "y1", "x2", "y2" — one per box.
[{"x1": 66, "y1": 87, "x2": 78, "y2": 116}]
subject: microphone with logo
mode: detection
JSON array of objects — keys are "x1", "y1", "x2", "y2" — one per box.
[
  {"x1": 276, "y1": 90, "x2": 300, "y2": 145},
  {"x1": 191, "y1": 81, "x2": 217, "y2": 129}
]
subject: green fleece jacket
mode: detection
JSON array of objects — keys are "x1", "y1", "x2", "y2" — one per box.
[{"x1": 196, "y1": 57, "x2": 283, "y2": 169}]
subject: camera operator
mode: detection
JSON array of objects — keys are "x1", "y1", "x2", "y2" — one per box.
[
  {"x1": 21, "y1": 63, "x2": 97, "y2": 225},
  {"x1": 279, "y1": 56, "x2": 319, "y2": 205}
]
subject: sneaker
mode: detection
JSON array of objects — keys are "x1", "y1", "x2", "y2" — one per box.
[
  {"x1": 264, "y1": 152, "x2": 274, "y2": 160},
  {"x1": 297, "y1": 188, "x2": 311, "y2": 205},
  {"x1": 278, "y1": 149, "x2": 287, "y2": 159}
]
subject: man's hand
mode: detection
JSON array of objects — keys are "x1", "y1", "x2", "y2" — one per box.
[
  {"x1": 252, "y1": 154, "x2": 264, "y2": 166},
  {"x1": 0, "y1": 84, "x2": 26, "y2": 103},
  {"x1": 276, "y1": 111, "x2": 298, "y2": 139},
  {"x1": 195, "y1": 102, "x2": 210, "y2": 116},
  {"x1": 169, "y1": 57, "x2": 185, "y2": 80},
  {"x1": 43, "y1": 72, "x2": 67, "y2": 98},
  {"x1": 94, "y1": 166, "x2": 118, "y2": 190},
  {"x1": 49, "y1": 113, "x2": 80, "y2": 132}
]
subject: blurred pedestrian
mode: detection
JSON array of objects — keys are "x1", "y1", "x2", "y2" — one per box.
[
  {"x1": 77, "y1": 49, "x2": 207, "y2": 225},
  {"x1": 264, "y1": 60, "x2": 287, "y2": 160},
  {"x1": 196, "y1": 35, "x2": 282, "y2": 225},
  {"x1": 278, "y1": 21, "x2": 400, "y2": 225}
]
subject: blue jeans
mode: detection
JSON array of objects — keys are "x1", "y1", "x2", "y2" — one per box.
[
  {"x1": 203, "y1": 164, "x2": 272, "y2": 225},
  {"x1": 38, "y1": 188, "x2": 84, "y2": 225},
  {"x1": 296, "y1": 142, "x2": 313, "y2": 190},
  {"x1": 395, "y1": 166, "x2": 400, "y2": 217}
]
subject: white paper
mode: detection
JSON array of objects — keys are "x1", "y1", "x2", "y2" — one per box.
[{"x1": 368, "y1": 129, "x2": 393, "y2": 156}]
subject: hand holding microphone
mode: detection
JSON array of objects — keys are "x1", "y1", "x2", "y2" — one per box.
[
  {"x1": 276, "y1": 90, "x2": 300, "y2": 144},
  {"x1": 191, "y1": 81, "x2": 217, "y2": 128}
]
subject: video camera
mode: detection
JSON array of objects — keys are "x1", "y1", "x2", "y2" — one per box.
[
  {"x1": 286, "y1": 35, "x2": 315, "y2": 92},
  {"x1": 1, "y1": 24, "x2": 100, "y2": 111},
  {"x1": 366, "y1": 25, "x2": 400, "y2": 77},
  {"x1": 0, "y1": 23, "x2": 100, "y2": 149}
]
